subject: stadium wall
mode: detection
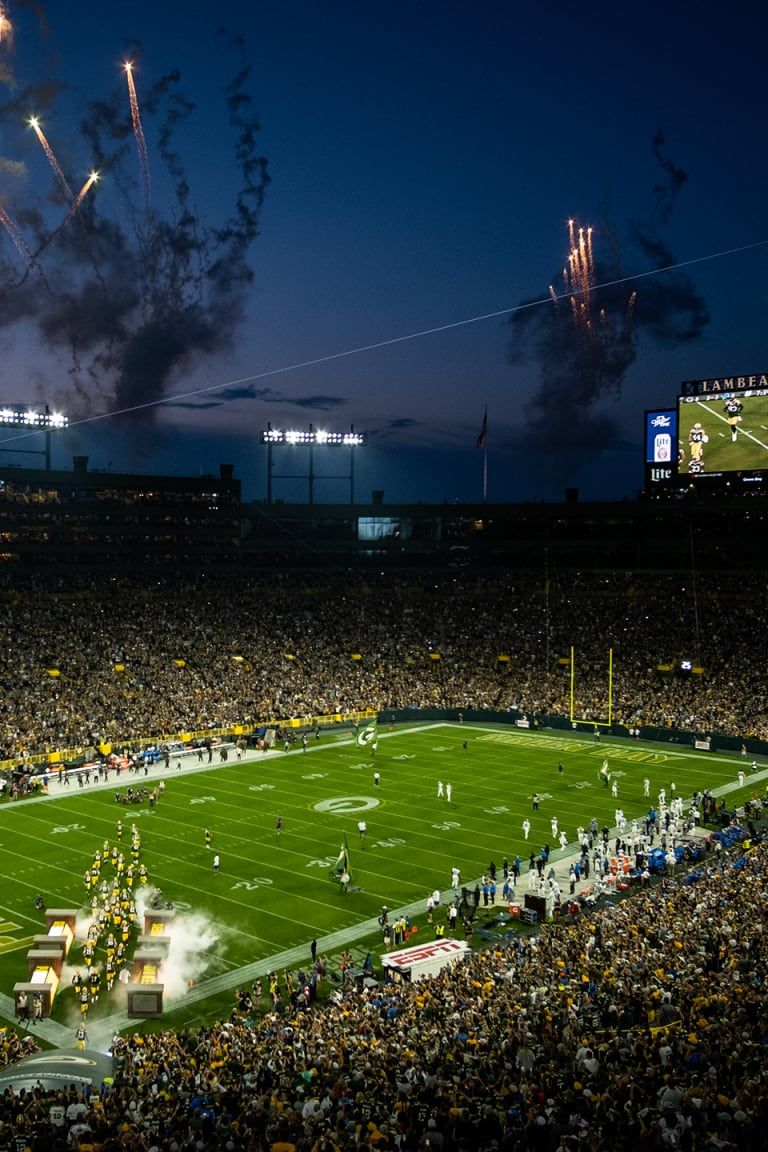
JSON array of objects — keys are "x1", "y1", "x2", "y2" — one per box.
[
  {"x1": 3, "y1": 708, "x2": 762, "y2": 777},
  {"x1": 386, "y1": 708, "x2": 768, "y2": 758},
  {"x1": 0, "y1": 710, "x2": 378, "y2": 775}
]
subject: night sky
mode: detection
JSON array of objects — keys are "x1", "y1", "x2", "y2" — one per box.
[{"x1": 0, "y1": 1, "x2": 766, "y2": 504}]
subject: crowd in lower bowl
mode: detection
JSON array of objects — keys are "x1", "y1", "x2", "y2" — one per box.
[{"x1": 0, "y1": 827, "x2": 765, "y2": 1151}]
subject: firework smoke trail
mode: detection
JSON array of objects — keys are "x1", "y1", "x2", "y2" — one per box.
[
  {"x1": 28, "y1": 170, "x2": 100, "y2": 269},
  {"x1": 29, "y1": 116, "x2": 74, "y2": 200},
  {"x1": 0, "y1": 201, "x2": 35, "y2": 267},
  {"x1": 33, "y1": 171, "x2": 99, "y2": 261},
  {"x1": 123, "y1": 61, "x2": 150, "y2": 208}
]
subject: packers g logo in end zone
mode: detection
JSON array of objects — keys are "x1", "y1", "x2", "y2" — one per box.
[{"x1": 357, "y1": 725, "x2": 377, "y2": 746}]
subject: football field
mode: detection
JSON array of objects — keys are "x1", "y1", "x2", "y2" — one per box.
[{"x1": 0, "y1": 722, "x2": 757, "y2": 1038}]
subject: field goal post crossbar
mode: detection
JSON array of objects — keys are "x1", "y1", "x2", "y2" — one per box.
[{"x1": 569, "y1": 645, "x2": 614, "y2": 730}]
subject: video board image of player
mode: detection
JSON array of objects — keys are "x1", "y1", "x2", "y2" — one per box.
[
  {"x1": 688, "y1": 423, "x2": 708, "y2": 466},
  {"x1": 677, "y1": 391, "x2": 768, "y2": 475},
  {"x1": 724, "y1": 396, "x2": 743, "y2": 441}
]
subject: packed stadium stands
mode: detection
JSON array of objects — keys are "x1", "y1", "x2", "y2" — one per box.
[
  {"x1": 0, "y1": 568, "x2": 766, "y2": 762},
  {"x1": 0, "y1": 834, "x2": 765, "y2": 1149},
  {"x1": 0, "y1": 568, "x2": 766, "y2": 1150}
]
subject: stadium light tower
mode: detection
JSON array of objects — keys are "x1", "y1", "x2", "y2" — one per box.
[
  {"x1": 259, "y1": 424, "x2": 367, "y2": 504},
  {"x1": 0, "y1": 404, "x2": 69, "y2": 471}
]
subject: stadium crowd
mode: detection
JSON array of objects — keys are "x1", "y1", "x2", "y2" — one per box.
[
  {"x1": 0, "y1": 570, "x2": 766, "y2": 761},
  {"x1": 0, "y1": 834, "x2": 765, "y2": 1150},
  {"x1": 0, "y1": 570, "x2": 766, "y2": 1148}
]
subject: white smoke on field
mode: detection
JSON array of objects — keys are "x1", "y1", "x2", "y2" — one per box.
[
  {"x1": 165, "y1": 912, "x2": 222, "y2": 1000},
  {"x1": 74, "y1": 911, "x2": 96, "y2": 943},
  {"x1": 134, "y1": 888, "x2": 223, "y2": 1002}
]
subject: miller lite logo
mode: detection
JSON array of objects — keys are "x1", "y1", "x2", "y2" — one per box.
[{"x1": 653, "y1": 433, "x2": 671, "y2": 462}]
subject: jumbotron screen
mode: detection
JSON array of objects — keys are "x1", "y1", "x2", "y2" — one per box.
[{"x1": 678, "y1": 386, "x2": 768, "y2": 478}]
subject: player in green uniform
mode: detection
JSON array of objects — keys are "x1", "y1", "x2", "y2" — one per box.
[{"x1": 724, "y1": 396, "x2": 743, "y2": 442}]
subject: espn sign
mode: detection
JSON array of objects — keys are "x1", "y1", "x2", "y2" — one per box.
[{"x1": 381, "y1": 937, "x2": 470, "y2": 982}]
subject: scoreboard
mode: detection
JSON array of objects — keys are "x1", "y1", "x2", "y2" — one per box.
[
  {"x1": 678, "y1": 378, "x2": 768, "y2": 480},
  {"x1": 645, "y1": 371, "x2": 768, "y2": 492}
]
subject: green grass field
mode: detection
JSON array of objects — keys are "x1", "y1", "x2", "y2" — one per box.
[{"x1": 0, "y1": 722, "x2": 759, "y2": 1038}]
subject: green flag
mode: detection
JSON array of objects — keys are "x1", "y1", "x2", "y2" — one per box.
[
  {"x1": 357, "y1": 719, "x2": 378, "y2": 748},
  {"x1": 329, "y1": 834, "x2": 350, "y2": 880}
]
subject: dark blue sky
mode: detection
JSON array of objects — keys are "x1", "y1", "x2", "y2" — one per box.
[{"x1": 0, "y1": 1, "x2": 766, "y2": 502}]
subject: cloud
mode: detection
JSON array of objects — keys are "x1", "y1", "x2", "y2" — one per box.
[
  {"x1": 162, "y1": 386, "x2": 349, "y2": 413},
  {"x1": 290, "y1": 394, "x2": 348, "y2": 411},
  {"x1": 0, "y1": 158, "x2": 27, "y2": 179}
]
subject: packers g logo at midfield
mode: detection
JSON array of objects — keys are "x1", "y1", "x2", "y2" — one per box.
[
  {"x1": 314, "y1": 796, "x2": 380, "y2": 814},
  {"x1": 357, "y1": 724, "x2": 377, "y2": 746}
]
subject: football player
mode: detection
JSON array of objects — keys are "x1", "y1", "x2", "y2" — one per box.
[
  {"x1": 688, "y1": 423, "x2": 708, "y2": 462},
  {"x1": 724, "y1": 395, "x2": 743, "y2": 442}
]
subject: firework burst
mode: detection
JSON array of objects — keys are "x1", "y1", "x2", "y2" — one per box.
[
  {"x1": 0, "y1": 4, "x2": 12, "y2": 48},
  {"x1": 550, "y1": 218, "x2": 636, "y2": 350},
  {"x1": 550, "y1": 218, "x2": 598, "y2": 334}
]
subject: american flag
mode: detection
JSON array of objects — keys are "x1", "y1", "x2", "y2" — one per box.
[{"x1": 476, "y1": 406, "x2": 488, "y2": 448}]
